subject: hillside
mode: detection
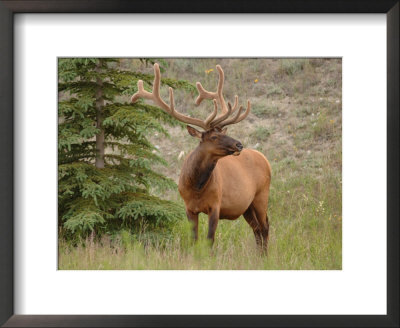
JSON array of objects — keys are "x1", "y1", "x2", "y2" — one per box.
[{"x1": 141, "y1": 59, "x2": 341, "y2": 193}]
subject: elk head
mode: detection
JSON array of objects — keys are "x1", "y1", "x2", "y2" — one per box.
[
  {"x1": 130, "y1": 63, "x2": 250, "y2": 157},
  {"x1": 186, "y1": 126, "x2": 243, "y2": 157}
]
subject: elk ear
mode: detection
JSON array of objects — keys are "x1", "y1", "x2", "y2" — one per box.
[
  {"x1": 187, "y1": 125, "x2": 202, "y2": 139},
  {"x1": 221, "y1": 127, "x2": 228, "y2": 135}
]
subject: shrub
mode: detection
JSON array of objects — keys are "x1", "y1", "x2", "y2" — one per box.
[
  {"x1": 250, "y1": 126, "x2": 271, "y2": 142},
  {"x1": 279, "y1": 59, "x2": 308, "y2": 76},
  {"x1": 252, "y1": 104, "x2": 281, "y2": 118}
]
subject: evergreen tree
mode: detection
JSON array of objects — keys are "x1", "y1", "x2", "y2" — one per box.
[{"x1": 58, "y1": 58, "x2": 194, "y2": 238}]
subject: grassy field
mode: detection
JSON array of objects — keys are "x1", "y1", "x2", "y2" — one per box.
[{"x1": 59, "y1": 58, "x2": 342, "y2": 270}]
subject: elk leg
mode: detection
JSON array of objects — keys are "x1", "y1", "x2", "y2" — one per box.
[
  {"x1": 207, "y1": 209, "x2": 220, "y2": 244},
  {"x1": 254, "y1": 210, "x2": 269, "y2": 253},
  {"x1": 186, "y1": 210, "x2": 199, "y2": 241},
  {"x1": 252, "y1": 192, "x2": 270, "y2": 253},
  {"x1": 243, "y1": 206, "x2": 262, "y2": 248}
]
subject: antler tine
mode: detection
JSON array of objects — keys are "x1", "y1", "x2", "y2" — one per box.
[
  {"x1": 195, "y1": 65, "x2": 229, "y2": 116},
  {"x1": 195, "y1": 82, "x2": 214, "y2": 105},
  {"x1": 210, "y1": 101, "x2": 233, "y2": 127},
  {"x1": 168, "y1": 87, "x2": 210, "y2": 129},
  {"x1": 217, "y1": 100, "x2": 251, "y2": 129},
  {"x1": 204, "y1": 100, "x2": 218, "y2": 126},
  {"x1": 131, "y1": 63, "x2": 209, "y2": 130},
  {"x1": 131, "y1": 63, "x2": 169, "y2": 112},
  {"x1": 230, "y1": 95, "x2": 239, "y2": 114}
]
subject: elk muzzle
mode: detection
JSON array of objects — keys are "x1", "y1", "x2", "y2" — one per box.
[{"x1": 231, "y1": 142, "x2": 242, "y2": 156}]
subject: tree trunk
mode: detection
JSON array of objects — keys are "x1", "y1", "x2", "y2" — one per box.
[{"x1": 95, "y1": 61, "x2": 105, "y2": 169}]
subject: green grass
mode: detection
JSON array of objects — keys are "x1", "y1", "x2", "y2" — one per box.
[{"x1": 58, "y1": 58, "x2": 342, "y2": 270}]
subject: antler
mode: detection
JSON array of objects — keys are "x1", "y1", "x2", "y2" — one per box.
[
  {"x1": 195, "y1": 65, "x2": 239, "y2": 119},
  {"x1": 217, "y1": 101, "x2": 251, "y2": 129},
  {"x1": 130, "y1": 63, "x2": 250, "y2": 130},
  {"x1": 131, "y1": 63, "x2": 213, "y2": 130}
]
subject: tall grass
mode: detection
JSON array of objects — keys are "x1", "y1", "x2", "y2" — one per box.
[{"x1": 59, "y1": 148, "x2": 341, "y2": 270}]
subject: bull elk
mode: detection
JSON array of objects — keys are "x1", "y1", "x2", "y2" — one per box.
[{"x1": 131, "y1": 63, "x2": 271, "y2": 251}]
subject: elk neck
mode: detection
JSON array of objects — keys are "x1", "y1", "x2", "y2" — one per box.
[{"x1": 182, "y1": 143, "x2": 220, "y2": 192}]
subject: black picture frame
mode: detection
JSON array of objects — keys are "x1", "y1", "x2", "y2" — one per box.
[{"x1": 0, "y1": 1, "x2": 398, "y2": 327}]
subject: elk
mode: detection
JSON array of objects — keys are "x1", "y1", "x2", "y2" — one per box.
[{"x1": 131, "y1": 63, "x2": 271, "y2": 251}]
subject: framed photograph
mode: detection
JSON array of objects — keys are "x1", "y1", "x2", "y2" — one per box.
[{"x1": 1, "y1": 1, "x2": 398, "y2": 327}]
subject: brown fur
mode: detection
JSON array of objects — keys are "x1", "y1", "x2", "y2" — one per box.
[{"x1": 179, "y1": 127, "x2": 271, "y2": 251}]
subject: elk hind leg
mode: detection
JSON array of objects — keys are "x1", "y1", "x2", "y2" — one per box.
[
  {"x1": 252, "y1": 192, "x2": 270, "y2": 253},
  {"x1": 243, "y1": 206, "x2": 262, "y2": 248}
]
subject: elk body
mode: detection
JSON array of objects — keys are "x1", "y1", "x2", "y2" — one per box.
[{"x1": 131, "y1": 64, "x2": 271, "y2": 251}]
